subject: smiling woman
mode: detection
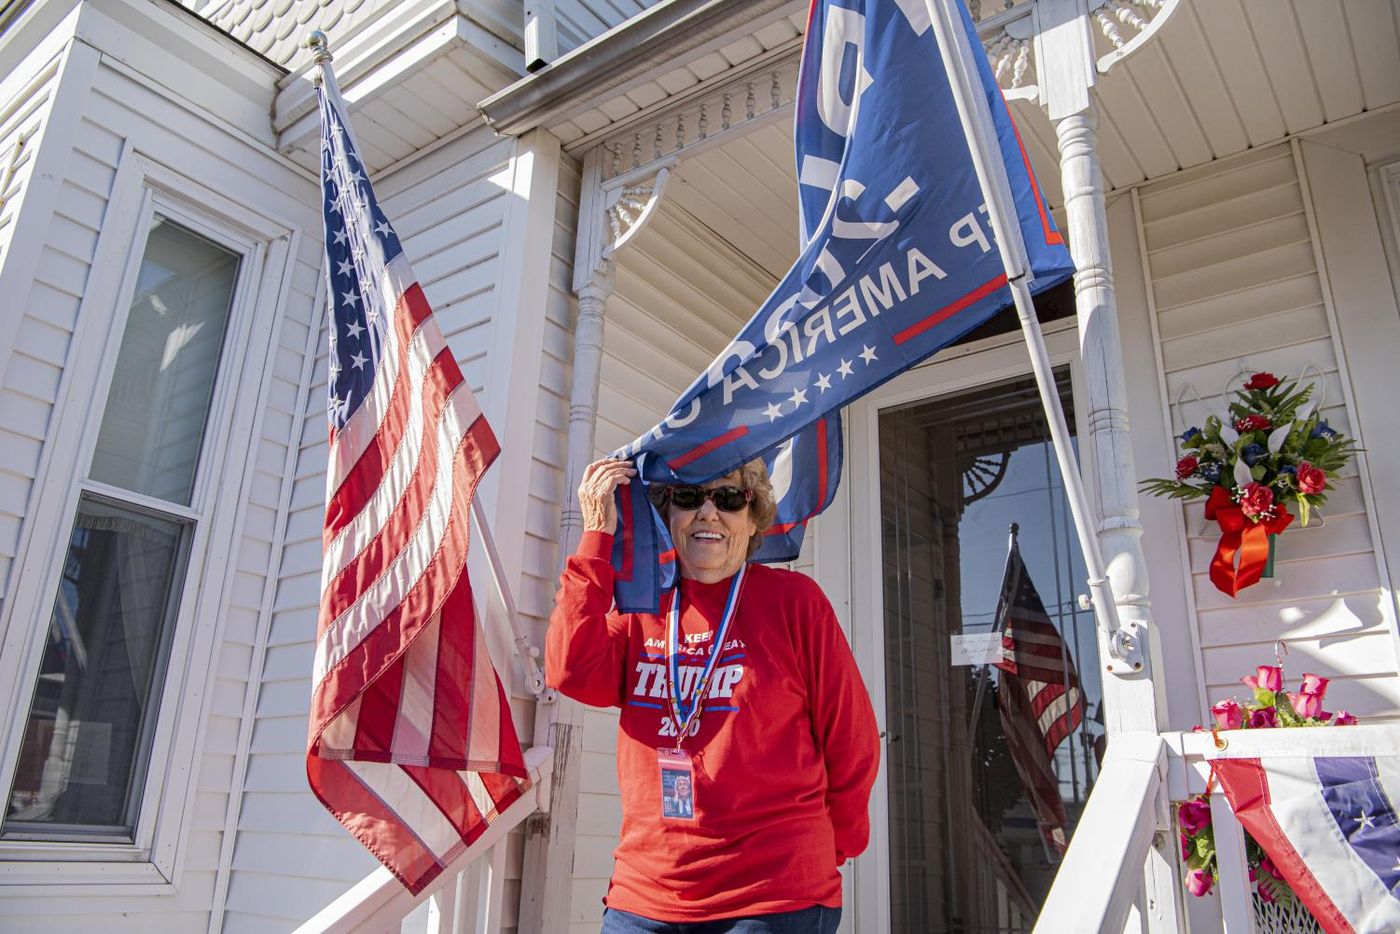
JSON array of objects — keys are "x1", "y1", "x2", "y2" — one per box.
[{"x1": 545, "y1": 457, "x2": 881, "y2": 933}]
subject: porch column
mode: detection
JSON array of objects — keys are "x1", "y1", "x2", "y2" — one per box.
[
  {"x1": 559, "y1": 276, "x2": 615, "y2": 553},
  {"x1": 1053, "y1": 107, "x2": 1166, "y2": 736}
]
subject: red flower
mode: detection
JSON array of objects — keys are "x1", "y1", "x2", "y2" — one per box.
[
  {"x1": 1178, "y1": 798, "x2": 1212, "y2": 835},
  {"x1": 1296, "y1": 462, "x2": 1326, "y2": 495},
  {"x1": 1333, "y1": 710, "x2": 1358, "y2": 726},
  {"x1": 1176, "y1": 455, "x2": 1199, "y2": 480},
  {"x1": 1248, "y1": 706, "x2": 1278, "y2": 728},
  {"x1": 1238, "y1": 482, "x2": 1275, "y2": 520},
  {"x1": 1299, "y1": 672, "x2": 1329, "y2": 700},
  {"x1": 1234, "y1": 414, "x2": 1273, "y2": 432},
  {"x1": 1244, "y1": 372, "x2": 1281, "y2": 391},
  {"x1": 1243, "y1": 665, "x2": 1284, "y2": 693},
  {"x1": 1289, "y1": 691, "x2": 1325, "y2": 720}
]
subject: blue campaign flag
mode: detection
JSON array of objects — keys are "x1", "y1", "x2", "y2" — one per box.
[{"x1": 609, "y1": 0, "x2": 1074, "y2": 612}]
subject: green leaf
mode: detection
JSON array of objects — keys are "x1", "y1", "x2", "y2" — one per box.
[{"x1": 1297, "y1": 494, "x2": 1311, "y2": 528}]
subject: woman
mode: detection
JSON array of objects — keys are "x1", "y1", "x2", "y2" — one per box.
[{"x1": 547, "y1": 456, "x2": 881, "y2": 933}]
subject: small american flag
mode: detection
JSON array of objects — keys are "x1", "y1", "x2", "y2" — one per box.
[
  {"x1": 994, "y1": 538, "x2": 1085, "y2": 853},
  {"x1": 305, "y1": 62, "x2": 527, "y2": 894}
]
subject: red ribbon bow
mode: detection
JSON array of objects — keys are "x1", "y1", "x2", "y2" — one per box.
[{"x1": 1204, "y1": 486, "x2": 1293, "y2": 597}]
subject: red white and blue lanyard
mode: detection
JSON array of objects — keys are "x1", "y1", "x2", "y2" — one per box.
[{"x1": 665, "y1": 563, "x2": 746, "y2": 746}]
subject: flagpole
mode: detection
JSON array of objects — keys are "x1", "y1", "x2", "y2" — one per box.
[
  {"x1": 966, "y1": 523, "x2": 1019, "y2": 736},
  {"x1": 306, "y1": 30, "x2": 547, "y2": 698},
  {"x1": 921, "y1": 0, "x2": 1142, "y2": 675}
]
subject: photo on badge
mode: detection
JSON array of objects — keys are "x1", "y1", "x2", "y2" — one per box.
[{"x1": 660, "y1": 766, "x2": 695, "y2": 819}]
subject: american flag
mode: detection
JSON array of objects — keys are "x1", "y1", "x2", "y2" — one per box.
[
  {"x1": 993, "y1": 538, "x2": 1085, "y2": 852},
  {"x1": 305, "y1": 61, "x2": 527, "y2": 895}
]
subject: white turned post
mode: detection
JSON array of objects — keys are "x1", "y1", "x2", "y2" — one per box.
[
  {"x1": 558, "y1": 277, "x2": 615, "y2": 558},
  {"x1": 1053, "y1": 108, "x2": 1167, "y2": 736}
]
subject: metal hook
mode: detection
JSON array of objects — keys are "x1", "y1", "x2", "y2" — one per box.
[{"x1": 1274, "y1": 639, "x2": 1289, "y2": 668}]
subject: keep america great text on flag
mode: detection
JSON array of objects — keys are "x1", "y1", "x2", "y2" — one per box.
[
  {"x1": 609, "y1": 0, "x2": 1076, "y2": 613},
  {"x1": 305, "y1": 59, "x2": 528, "y2": 895}
]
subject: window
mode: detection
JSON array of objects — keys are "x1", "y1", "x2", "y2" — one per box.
[{"x1": 4, "y1": 217, "x2": 240, "y2": 843}]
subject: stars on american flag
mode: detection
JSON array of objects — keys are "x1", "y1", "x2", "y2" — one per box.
[
  {"x1": 836, "y1": 359, "x2": 854, "y2": 379},
  {"x1": 321, "y1": 95, "x2": 404, "y2": 430}
]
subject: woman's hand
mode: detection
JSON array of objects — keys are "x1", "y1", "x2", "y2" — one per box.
[{"x1": 578, "y1": 458, "x2": 637, "y2": 533}]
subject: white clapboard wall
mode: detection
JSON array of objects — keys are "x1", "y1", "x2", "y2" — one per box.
[
  {"x1": 1137, "y1": 142, "x2": 1400, "y2": 721},
  {"x1": 0, "y1": 21, "x2": 326, "y2": 934},
  {"x1": 0, "y1": 34, "x2": 89, "y2": 613}
]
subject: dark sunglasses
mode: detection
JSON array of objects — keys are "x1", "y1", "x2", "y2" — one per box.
[{"x1": 666, "y1": 485, "x2": 753, "y2": 512}]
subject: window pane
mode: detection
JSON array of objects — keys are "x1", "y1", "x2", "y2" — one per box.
[
  {"x1": 4, "y1": 496, "x2": 189, "y2": 839},
  {"x1": 89, "y1": 218, "x2": 240, "y2": 506}
]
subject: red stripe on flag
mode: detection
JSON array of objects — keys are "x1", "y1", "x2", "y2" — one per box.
[
  {"x1": 668, "y1": 425, "x2": 750, "y2": 470},
  {"x1": 310, "y1": 417, "x2": 504, "y2": 747},
  {"x1": 306, "y1": 757, "x2": 444, "y2": 894},
  {"x1": 1004, "y1": 99, "x2": 1064, "y2": 248},
  {"x1": 320, "y1": 350, "x2": 461, "y2": 625},
  {"x1": 1212, "y1": 759, "x2": 1355, "y2": 934},
  {"x1": 326, "y1": 286, "x2": 436, "y2": 538},
  {"x1": 893, "y1": 274, "x2": 1009, "y2": 345}
]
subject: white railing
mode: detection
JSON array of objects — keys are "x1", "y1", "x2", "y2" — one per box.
[
  {"x1": 296, "y1": 745, "x2": 554, "y2": 934},
  {"x1": 1037, "y1": 724, "x2": 1400, "y2": 934}
]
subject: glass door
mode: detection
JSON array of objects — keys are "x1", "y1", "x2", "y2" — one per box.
[{"x1": 879, "y1": 371, "x2": 1102, "y2": 933}]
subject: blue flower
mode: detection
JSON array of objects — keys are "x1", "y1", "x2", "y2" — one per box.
[
  {"x1": 1242, "y1": 443, "x2": 1267, "y2": 466},
  {"x1": 1311, "y1": 420, "x2": 1337, "y2": 440},
  {"x1": 1278, "y1": 465, "x2": 1297, "y2": 477},
  {"x1": 1181, "y1": 427, "x2": 1202, "y2": 443},
  {"x1": 1200, "y1": 462, "x2": 1221, "y2": 483}
]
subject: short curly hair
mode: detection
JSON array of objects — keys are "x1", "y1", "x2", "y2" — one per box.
[{"x1": 648, "y1": 459, "x2": 776, "y2": 558}]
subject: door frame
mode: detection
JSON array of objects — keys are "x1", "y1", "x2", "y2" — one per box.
[{"x1": 829, "y1": 320, "x2": 1088, "y2": 934}]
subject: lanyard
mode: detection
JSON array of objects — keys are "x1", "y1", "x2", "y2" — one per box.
[{"x1": 665, "y1": 563, "x2": 746, "y2": 745}]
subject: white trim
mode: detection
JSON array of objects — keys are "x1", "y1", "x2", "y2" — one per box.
[
  {"x1": 1131, "y1": 185, "x2": 1210, "y2": 726},
  {"x1": 0, "y1": 148, "x2": 301, "y2": 889},
  {"x1": 845, "y1": 320, "x2": 1080, "y2": 933}
]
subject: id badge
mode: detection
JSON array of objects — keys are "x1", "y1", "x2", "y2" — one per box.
[{"x1": 657, "y1": 748, "x2": 696, "y2": 820}]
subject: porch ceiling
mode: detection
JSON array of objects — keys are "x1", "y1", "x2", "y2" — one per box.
[{"x1": 532, "y1": 0, "x2": 1400, "y2": 215}]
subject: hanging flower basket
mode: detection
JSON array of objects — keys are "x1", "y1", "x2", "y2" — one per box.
[{"x1": 1141, "y1": 372, "x2": 1357, "y2": 597}]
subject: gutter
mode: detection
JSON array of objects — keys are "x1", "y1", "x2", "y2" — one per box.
[{"x1": 479, "y1": 0, "x2": 799, "y2": 137}]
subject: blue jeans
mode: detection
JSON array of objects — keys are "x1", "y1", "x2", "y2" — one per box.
[{"x1": 600, "y1": 905, "x2": 841, "y2": 934}]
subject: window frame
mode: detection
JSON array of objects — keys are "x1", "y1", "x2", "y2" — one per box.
[{"x1": 0, "y1": 147, "x2": 298, "y2": 889}]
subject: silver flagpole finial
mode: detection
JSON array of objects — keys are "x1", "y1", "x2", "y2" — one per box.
[{"x1": 306, "y1": 30, "x2": 332, "y2": 64}]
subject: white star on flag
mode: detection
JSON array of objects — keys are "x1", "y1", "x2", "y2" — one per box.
[
  {"x1": 374, "y1": 219, "x2": 391, "y2": 237},
  {"x1": 763, "y1": 402, "x2": 784, "y2": 423},
  {"x1": 837, "y1": 359, "x2": 853, "y2": 378},
  {"x1": 332, "y1": 228, "x2": 348, "y2": 246},
  {"x1": 336, "y1": 257, "x2": 354, "y2": 278},
  {"x1": 1355, "y1": 810, "x2": 1376, "y2": 831},
  {"x1": 345, "y1": 321, "x2": 364, "y2": 340},
  {"x1": 815, "y1": 373, "x2": 832, "y2": 392},
  {"x1": 860, "y1": 345, "x2": 878, "y2": 364},
  {"x1": 789, "y1": 387, "x2": 808, "y2": 408},
  {"x1": 350, "y1": 352, "x2": 368, "y2": 370}
]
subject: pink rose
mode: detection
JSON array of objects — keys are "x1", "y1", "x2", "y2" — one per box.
[
  {"x1": 1178, "y1": 798, "x2": 1212, "y2": 835},
  {"x1": 1243, "y1": 665, "x2": 1284, "y2": 693},
  {"x1": 1245, "y1": 373, "x2": 1281, "y2": 391},
  {"x1": 1299, "y1": 672, "x2": 1329, "y2": 700},
  {"x1": 1186, "y1": 868, "x2": 1214, "y2": 897},
  {"x1": 1296, "y1": 462, "x2": 1326, "y2": 495},
  {"x1": 1180, "y1": 832, "x2": 1191, "y2": 861},
  {"x1": 1332, "y1": 710, "x2": 1357, "y2": 726},
  {"x1": 1176, "y1": 455, "x2": 1200, "y2": 480},
  {"x1": 1235, "y1": 414, "x2": 1273, "y2": 432},
  {"x1": 1248, "y1": 706, "x2": 1278, "y2": 728},
  {"x1": 1211, "y1": 698, "x2": 1244, "y2": 731},
  {"x1": 1238, "y1": 482, "x2": 1275, "y2": 520},
  {"x1": 1289, "y1": 691, "x2": 1325, "y2": 720}
]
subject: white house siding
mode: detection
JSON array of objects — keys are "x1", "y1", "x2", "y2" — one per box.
[
  {"x1": 221, "y1": 122, "x2": 577, "y2": 933},
  {"x1": 0, "y1": 10, "x2": 323, "y2": 934},
  {"x1": 553, "y1": 0, "x2": 661, "y2": 57},
  {"x1": 0, "y1": 5, "x2": 112, "y2": 620},
  {"x1": 1136, "y1": 141, "x2": 1400, "y2": 722}
]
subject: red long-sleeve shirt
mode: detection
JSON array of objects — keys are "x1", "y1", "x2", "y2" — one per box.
[{"x1": 546, "y1": 531, "x2": 881, "y2": 922}]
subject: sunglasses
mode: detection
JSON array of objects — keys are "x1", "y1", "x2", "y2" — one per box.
[{"x1": 666, "y1": 485, "x2": 753, "y2": 512}]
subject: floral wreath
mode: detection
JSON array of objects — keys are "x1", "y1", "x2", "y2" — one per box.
[{"x1": 1142, "y1": 372, "x2": 1356, "y2": 596}]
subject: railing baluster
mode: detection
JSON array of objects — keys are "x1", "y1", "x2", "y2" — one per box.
[{"x1": 1209, "y1": 794, "x2": 1255, "y2": 933}]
